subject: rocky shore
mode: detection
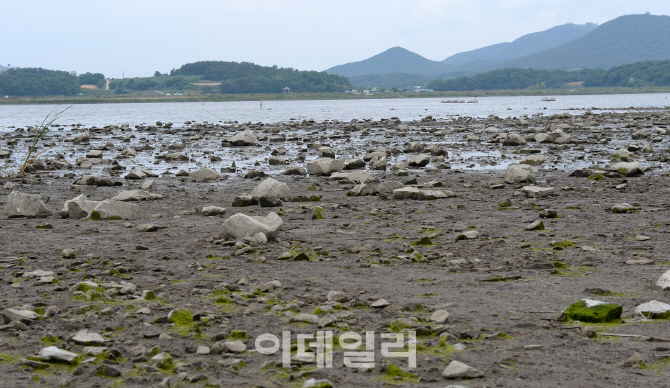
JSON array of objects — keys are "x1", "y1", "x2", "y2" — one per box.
[{"x1": 1, "y1": 109, "x2": 670, "y2": 387}]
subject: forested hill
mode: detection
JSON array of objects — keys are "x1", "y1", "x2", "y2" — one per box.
[
  {"x1": 441, "y1": 23, "x2": 597, "y2": 68},
  {"x1": 500, "y1": 14, "x2": 670, "y2": 70},
  {"x1": 325, "y1": 47, "x2": 455, "y2": 77},
  {"x1": 172, "y1": 61, "x2": 351, "y2": 93}
]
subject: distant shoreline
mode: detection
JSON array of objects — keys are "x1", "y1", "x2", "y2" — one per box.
[{"x1": 1, "y1": 87, "x2": 670, "y2": 105}]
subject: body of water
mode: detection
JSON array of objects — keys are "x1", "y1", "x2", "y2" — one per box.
[{"x1": 1, "y1": 93, "x2": 669, "y2": 131}]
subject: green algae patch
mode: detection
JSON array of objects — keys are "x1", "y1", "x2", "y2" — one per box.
[
  {"x1": 228, "y1": 330, "x2": 249, "y2": 340},
  {"x1": 562, "y1": 299, "x2": 622, "y2": 323},
  {"x1": 384, "y1": 233, "x2": 407, "y2": 242},
  {"x1": 411, "y1": 236, "x2": 435, "y2": 247},
  {"x1": 378, "y1": 363, "x2": 420, "y2": 385},
  {"x1": 551, "y1": 241, "x2": 574, "y2": 250},
  {"x1": 552, "y1": 261, "x2": 568, "y2": 269},
  {"x1": 40, "y1": 334, "x2": 62, "y2": 346}
]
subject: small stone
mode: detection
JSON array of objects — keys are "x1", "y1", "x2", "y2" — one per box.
[
  {"x1": 456, "y1": 230, "x2": 479, "y2": 240},
  {"x1": 72, "y1": 330, "x2": 107, "y2": 346},
  {"x1": 524, "y1": 220, "x2": 545, "y2": 231},
  {"x1": 290, "y1": 314, "x2": 320, "y2": 324},
  {"x1": 657, "y1": 270, "x2": 670, "y2": 290},
  {"x1": 370, "y1": 299, "x2": 390, "y2": 309},
  {"x1": 327, "y1": 291, "x2": 348, "y2": 303},
  {"x1": 95, "y1": 364, "x2": 122, "y2": 377},
  {"x1": 430, "y1": 310, "x2": 450, "y2": 323},
  {"x1": 222, "y1": 340, "x2": 247, "y2": 353}
]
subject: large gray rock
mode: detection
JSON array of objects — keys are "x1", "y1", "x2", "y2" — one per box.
[
  {"x1": 60, "y1": 194, "x2": 100, "y2": 219},
  {"x1": 220, "y1": 212, "x2": 283, "y2": 241},
  {"x1": 408, "y1": 154, "x2": 431, "y2": 167},
  {"x1": 503, "y1": 133, "x2": 527, "y2": 146},
  {"x1": 521, "y1": 186, "x2": 554, "y2": 198},
  {"x1": 282, "y1": 165, "x2": 307, "y2": 175},
  {"x1": 613, "y1": 149, "x2": 635, "y2": 162},
  {"x1": 520, "y1": 154, "x2": 545, "y2": 166},
  {"x1": 90, "y1": 200, "x2": 149, "y2": 220},
  {"x1": 250, "y1": 178, "x2": 291, "y2": 201},
  {"x1": 504, "y1": 164, "x2": 535, "y2": 184},
  {"x1": 306, "y1": 158, "x2": 344, "y2": 176},
  {"x1": 38, "y1": 347, "x2": 79, "y2": 363},
  {"x1": 111, "y1": 190, "x2": 163, "y2": 201},
  {"x1": 442, "y1": 360, "x2": 484, "y2": 379},
  {"x1": 609, "y1": 161, "x2": 644, "y2": 177},
  {"x1": 3, "y1": 191, "x2": 51, "y2": 218},
  {"x1": 376, "y1": 181, "x2": 404, "y2": 194},
  {"x1": 189, "y1": 168, "x2": 222, "y2": 182},
  {"x1": 2, "y1": 308, "x2": 38, "y2": 324},
  {"x1": 229, "y1": 129, "x2": 257, "y2": 146},
  {"x1": 635, "y1": 300, "x2": 670, "y2": 318},
  {"x1": 535, "y1": 132, "x2": 559, "y2": 143}
]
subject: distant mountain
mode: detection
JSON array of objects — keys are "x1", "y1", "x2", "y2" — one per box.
[
  {"x1": 442, "y1": 23, "x2": 597, "y2": 69},
  {"x1": 325, "y1": 47, "x2": 455, "y2": 77},
  {"x1": 500, "y1": 14, "x2": 670, "y2": 70}
]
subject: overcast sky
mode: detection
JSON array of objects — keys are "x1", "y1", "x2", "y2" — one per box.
[{"x1": 3, "y1": 0, "x2": 669, "y2": 78}]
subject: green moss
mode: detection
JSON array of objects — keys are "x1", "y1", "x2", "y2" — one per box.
[
  {"x1": 553, "y1": 261, "x2": 568, "y2": 269},
  {"x1": 40, "y1": 334, "x2": 62, "y2": 346},
  {"x1": 228, "y1": 330, "x2": 249, "y2": 340},
  {"x1": 562, "y1": 300, "x2": 622, "y2": 323},
  {"x1": 89, "y1": 210, "x2": 101, "y2": 221},
  {"x1": 35, "y1": 224, "x2": 53, "y2": 230},
  {"x1": 551, "y1": 241, "x2": 574, "y2": 250},
  {"x1": 640, "y1": 359, "x2": 670, "y2": 375},
  {"x1": 411, "y1": 236, "x2": 435, "y2": 247},
  {"x1": 205, "y1": 254, "x2": 231, "y2": 260},
  {"x1": 588, "y1": 174, "x2": 605, "y2": 181},
  {"x1": 378, "y1": 363, "x2": 420, "y2": 385},
  {"x1": 168, "y1": 308, "x2": 193, "y2": 325},
  {"x1": 520, "y1": 243, "x2": 532, "y2": 248}
]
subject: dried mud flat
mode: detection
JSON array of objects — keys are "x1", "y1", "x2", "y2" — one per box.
[{"x1": 1, "y1": 109, "x2": 670, "y2": 387}]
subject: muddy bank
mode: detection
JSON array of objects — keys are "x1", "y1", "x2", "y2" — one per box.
[{"x1": 1, "y1": 109, "x2": 670, "y2": 387}]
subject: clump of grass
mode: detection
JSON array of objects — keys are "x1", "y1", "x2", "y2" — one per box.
[
  {"x1": 20, "y1": 105, "x2": 71, "y2": 175},
  {"x1": 2, "y1": 105, "x2": 71, "y2": 177}
]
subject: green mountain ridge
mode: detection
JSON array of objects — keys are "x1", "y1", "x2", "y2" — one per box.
[
  {"x1": 498, "y1": 14, "x2": 670, "y2": 70},
  {"x1": 442, "y1": 23, "x2": 597, "y2": 69}
]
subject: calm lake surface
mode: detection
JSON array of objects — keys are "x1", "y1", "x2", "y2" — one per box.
[{"x1": 1, "y1": 93, "x2": 669, "y2": 130}]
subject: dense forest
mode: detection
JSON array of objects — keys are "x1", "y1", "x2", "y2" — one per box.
[
  {"x1": 426, "y1": 60, "x2": 670, "y2": 91},
  {"x1": 583, "y1": 60, "x2": 670, "y2": 87},
  {"x1": 172, "y1": 61, "x2": 352, "y2": 93},
  {"x1": 0, "y1": 68, "x2": 106, "y2": 96},
  {"x1": 427, "y1": 68, "x2": 605, "y2": 91}
]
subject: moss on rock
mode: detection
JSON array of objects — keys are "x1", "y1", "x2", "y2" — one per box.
[{"x1": 562, "y1": 299, "x2": 622, "y2": 323}]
